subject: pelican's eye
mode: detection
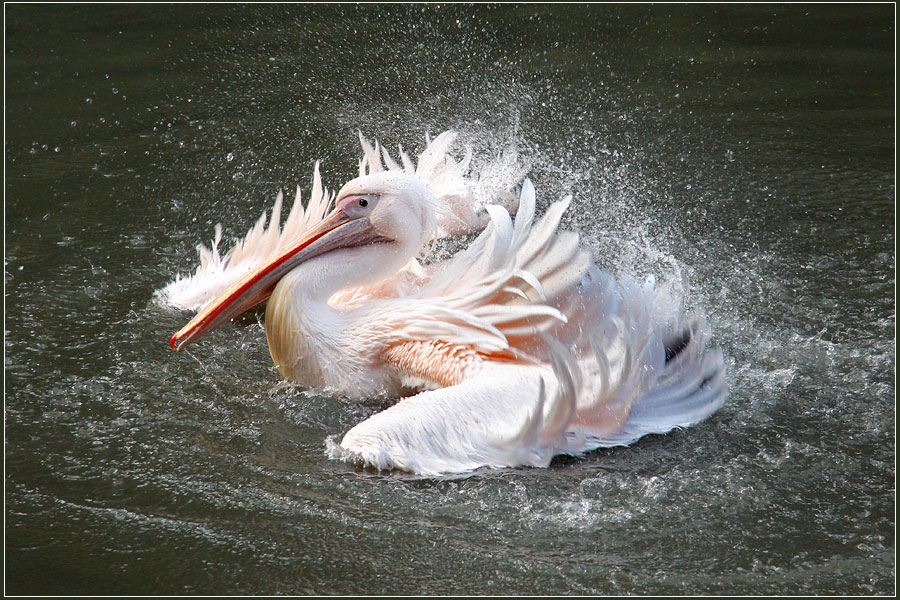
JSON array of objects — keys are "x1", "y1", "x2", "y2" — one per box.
[{"x1": 338, "y1": 193, "x2": 380, "y2": 218}]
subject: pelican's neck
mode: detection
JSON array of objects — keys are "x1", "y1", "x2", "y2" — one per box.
[
  {"x1": 264, "y1": 241, "x2": 414, "y2": 388},
  {"x1": 289, "y1": 239, "x2": 416, "y2": 300}
]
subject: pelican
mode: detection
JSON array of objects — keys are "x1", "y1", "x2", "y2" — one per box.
[{"x1": 160, "y1": 132, "x2": 727, "y2": 475}]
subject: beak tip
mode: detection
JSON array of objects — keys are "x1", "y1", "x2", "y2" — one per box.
[{"x1": 169, "y1": 333, "x2": 180, "y2": 352}]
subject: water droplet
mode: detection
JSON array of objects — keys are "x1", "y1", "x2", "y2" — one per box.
[{"x1": 226, "y1": 152, "x2": 235, "y2": 162}]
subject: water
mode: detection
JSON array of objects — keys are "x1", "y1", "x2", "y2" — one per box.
[{"x1": 5, "y1": 4, "x2": 894, "y2": 595}]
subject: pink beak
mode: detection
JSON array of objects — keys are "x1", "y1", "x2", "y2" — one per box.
[{"x1": 169, "y1": 207, "x2": 386, "y2": 351}]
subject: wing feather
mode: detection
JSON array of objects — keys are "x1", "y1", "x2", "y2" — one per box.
[
  {"x1": 365, "y1": 180, "x2": 589, "y2": 359},
  {"x1": 330, "y1": 337, "x2": 582, "y2": 475},
  {"x1": 155, "y1": 162, "x2": 335, "y2": 312}
]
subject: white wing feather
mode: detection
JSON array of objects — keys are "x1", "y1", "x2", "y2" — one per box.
[
  {"x1": 348, "y1": 180, "x2": 590, "y2": 362},
  {"x1": 155, "y1": 161, "x2": 335, "y2": 312}
]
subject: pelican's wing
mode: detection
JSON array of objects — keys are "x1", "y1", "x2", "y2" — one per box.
[
  {"x1": 328, "y1": 341, "x2": 582, "y2": 476},
  {"x1": 352, "y1": 179, "x2": 593, "y2": 363},
  {"x1": 335, "y1": 314, "x2": 726, "y2": 476},
  {"x1": 334, "y1": 315, "x2": 726, "y2": 475},
  {"x1": 155, "y1": 162, "x2": 336, "y2": 312},
  {"x1": 334, "y1": 181, "x2": 727, "y2": 474}
]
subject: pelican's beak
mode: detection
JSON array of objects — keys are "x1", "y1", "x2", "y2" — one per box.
[{"x1": 169, "y1": 208, "x2": 384, "y2": 351}]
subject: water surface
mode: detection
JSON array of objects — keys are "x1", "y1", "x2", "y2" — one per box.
[{"x1": 5, "y1": 4, "x2": 894, "y2": 595}]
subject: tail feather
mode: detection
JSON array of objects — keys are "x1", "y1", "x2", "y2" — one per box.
[
  {"x1": 541, "y1": 268, "x2": 727, "y2": 453},
  {"x1": 664, "y1": 327, "x2": 693, "y2": 362},
  {"x1": 565, "y1": 332, "x2": 727, "y2": 450},
  {"x1": 627, "y1": 350, "x2": 727, "y2": 426}
]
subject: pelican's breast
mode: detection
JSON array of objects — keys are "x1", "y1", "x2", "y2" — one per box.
[
  {"x1": 265, "y1": 271, "x2": 335, "y2": 387},
  {"x1": 265, "y1": 269, "x2": 404, "y2": 398}
]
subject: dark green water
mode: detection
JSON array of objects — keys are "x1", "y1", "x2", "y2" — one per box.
[{"x1": 5, "y1": 4, "x2": 894, "y2": 595}]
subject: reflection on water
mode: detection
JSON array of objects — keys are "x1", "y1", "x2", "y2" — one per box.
[{"x1": 5, "y1": 4, "x2": 894, "y2": 595}]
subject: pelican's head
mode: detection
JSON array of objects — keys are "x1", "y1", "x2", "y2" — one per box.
[
  {"x1": 169, "y1": 170, "x2": 440, "y2": 351},
  {"x1": 335, "y1": 170, "x2": 440, "y2": 253}
]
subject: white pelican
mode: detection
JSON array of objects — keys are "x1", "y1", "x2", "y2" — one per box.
[{"x1": 161, "y1": 132, "x2": 727, "y2": 475}]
